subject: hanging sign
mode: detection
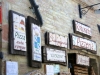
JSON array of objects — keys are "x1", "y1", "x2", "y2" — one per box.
[
  {"x1": 42, "y1": 46, "x2": 67, "y2": 66},
  {"x1": 9, "y1": 10, "x2": 26, "y2": 55},
  {"x1": 69, "y1": 34, "x2": 97, "y2": 53},
  {"x1": 76, "y1": 54, "x2": 89, "y2": 66},
  {"x1": 73, "y1": 20, "x2": 92, "y2": 37},
  {"x1": 31, "y1": 23, "x2": 41, "y2": 61},
  {"x1": 45, "y1": 32, "x2": 67, "y2": 48}
]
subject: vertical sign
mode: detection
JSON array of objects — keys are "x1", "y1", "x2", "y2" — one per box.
[
  {"x1": 6, "y1": 61, "x2": 18, "y2": 75},
  {"x1": 13, "y1": 13, "x2": 26, "y2": 51},
  {"x1": 0, "y1": 2, "x2": 2, "y2": 24},
  {"x1": 31, "y1": 23, "x2": 41, "y2": 61},
  {"x1": 9, "y1": 10, "x2": 26, "y2": 55},
  {"x1": 26, "y1": 16, "x2": 41, "y2": 68}
]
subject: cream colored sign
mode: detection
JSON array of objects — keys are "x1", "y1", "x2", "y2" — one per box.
[
  {"x1": 76, "y1": 54, "x2": 89, "y2": 66},
  {"x1": 72, "y1": 35, "x2": 96, "y2": 51},
  {"x1": 47, "y1": 48, "x2": 66, "y2": 62}
]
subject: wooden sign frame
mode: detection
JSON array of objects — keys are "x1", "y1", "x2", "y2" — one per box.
[
  {"x1": 26, "y1": 16, "x2": 42, "y2": 68},
  {"x1": 73, "y1": 20, "x2": 91, "y2": 38},
  {"x1": 45, "y1": 32, "x2": 67, "y2": 48},
  {"x1": 9, "y1": 10, "x2": 26, "y2": 55},
  {"x1": 69, "y1": 33, "x2": 97, "y2": 54},
  {"x1": 42, "y1": 46, "x2": 67, "y2": 66}
]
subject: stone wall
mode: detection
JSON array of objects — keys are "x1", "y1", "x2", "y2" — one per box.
[{"x1": 1, "y1": 0, "x2": 100, "y2": 75}]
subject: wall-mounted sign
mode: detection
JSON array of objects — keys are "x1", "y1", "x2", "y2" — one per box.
[
  {"x1": 69, "y1": 34, "x2": 97, "y2": 53},
  {"x1": 73, "y1": 20, "x2": 92, "y2": 37},
  {"x1": 26, "y1": 16, "x2": 41, "y2": 68},
  {"x1": 42, "y1": 46, "x2": 67, "y2": 66},
  {"x1": 6, "y1": 61, "x2": 18, "y2": 75},
  {"x1": 0, "y1": 2, "x2": 2, "y2": 24},
  {"x1": 76, "y1": 54, "x2": 89, "y2": 66},
  {"x1": 45, "y1": 32, "x2": 67, "y2": 48},
  {"x1": 9, "y1": 10, "x2": 26, "y2": 55},
  {"x1": 31, "y1": 23, "x2": 41, "y2": 61}
]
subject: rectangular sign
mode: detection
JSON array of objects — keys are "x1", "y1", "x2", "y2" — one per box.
[
  {"x1": 47, "y1": 48, "x2": 66, "y2": 62},
  {"x1": 9, "y1": 10, "x2": 26, "y2": 55},
  {"x1": 42, "y1": 46, "x2": 67, "y2": 66},
  {"x1": 46, "y1": 32, "x2": 67, "y2": 48},
  {"x1": 26, "y1": 16, "x2": 42, "y2": 68},
  {"x1": 0, "y1": 2, "x2": 2, "y2": 24},
  {"x1": 73, "y1": 20, "x2": 92, "y2": 37},
  {"x1": 69, "y1": 34, "x2": 97, "y2": 53},
  {"x1": 31, "y1": 23, "x2": 41, "y2": 61},
  {"x1": 13, "y1": 13, "x2": 26, "y2": 51},
  {"x1": 6, "y1": 61, "x2": 18, "y2": 75},
  {"x1": 76, "y1": 54, "x2": 89, "y2": 66}
]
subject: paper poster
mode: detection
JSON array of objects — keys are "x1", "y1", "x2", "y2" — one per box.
[
  {"x1": 46, "y1": 65, "x2": 54, "y2": 75},
  {"x1": 54, "y1": 65, "x2": 60, "y2": 73},
  {"x1": 6, "y1": 61, "x2": 18, "y2": 75}
]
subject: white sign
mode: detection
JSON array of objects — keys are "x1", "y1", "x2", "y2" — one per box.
[
  {"x1": 72, "y1": 35, "x2": 96, "y2": 51},
  {"x1": 6, "y1": 61, "x2": 18, "y2": 75},
  {"x1": 76, "y1": 54, "x2": 89, "y2": 66},
  {"x1": 75, "y1": 21, "x2": 92, "y2": 36},
  {"x1": 47, "y1": 48, "x2": 66, "y2": 62},
  {"x1": 13, "y1": 13, "x2": 26, "y2": 51},
  {"x1": 49, "y1": 32, "x2": 67, "y2": 48},
  {"x1": 46, "y1": 65, "x2": 54, "y2": 75},
  {"x1": 31, "y1": 23, "x2": 41, "y2": 61}
]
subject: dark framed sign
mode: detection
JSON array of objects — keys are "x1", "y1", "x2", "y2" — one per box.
[
  {"x1": 68, "y1": 53, "x2": 89, "y2": 67},
  {"x1": 26, "y1": 16, "x2": 42, "y2": 68},
  {"x1": 76, "y1": 54, "x2": 89, "y2": 66},
  {"x1": 42, "y1": 46, "x2": 67, "y2": 66},
  {"x1": 45, "y1": 32, "x2": 67, "y2": 48},
  {"x1": 9, "y1": 10, "x2": 26, "y2": 55},
  {"x1": 73, "y1": 20, "x2": 91, "y2": 38},
  {"x1": 69, "y1": 34, "x2": 97, "y2": 53}
]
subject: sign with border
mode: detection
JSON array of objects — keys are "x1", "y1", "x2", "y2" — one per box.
[
  {"x1": 26, "y1": 16, "x2": 42, "y2": 68},
  {"x1": 76, "y1": 54, "x2": 89, "y2": 66},
  {"x1": 73, "y1": 20, "x2": 92, "y2": 38},
  {"x1": 9, "y1": 10, "x2": 26, "y2": 55},
  {"x1": 45, "y1": 32, "x2": 67, "y2": 48},
  {"x1": 69, "y1": 34, "x2": 97, "y2": 53},
  {"x1": 42, "y1": 46, "x2": 67, "y2": 66}
]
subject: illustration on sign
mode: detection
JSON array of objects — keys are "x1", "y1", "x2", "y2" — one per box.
[
  {"x1": 13, "y1": 13, "x2": 26, "y2": 51},
  {"x1": 31, "y1": 23, "x2": 41, "y2": 61}
]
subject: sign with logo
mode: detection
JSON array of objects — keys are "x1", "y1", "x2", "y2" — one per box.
[
  {"x1": 76, "y1": 54, "x2": 89, "y2": 66},
  {"x1": 13, "y1": 13, "x2": 26, "y2": 51},
  {"x1": 26, "y1": 16, "x2": 41, "y2": 68},
  {"x1": 69, "y1": 34, "x2": 97, "y2": 53},
  {"x1": 31, "y1": 23, "x2": 41, "y2": 61},
  {"x1": 45, "y1": 32, "x2": 67, "y2": 48},
  {"x1": 9, "y1": 10, "x2": 26, "y2": 55},
  {"x1": 42, "y1": 46, "x2": 67, "y2": 66},
  {"x1": 73, "y1": 20, "x2": 92, "y2": 37}
]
